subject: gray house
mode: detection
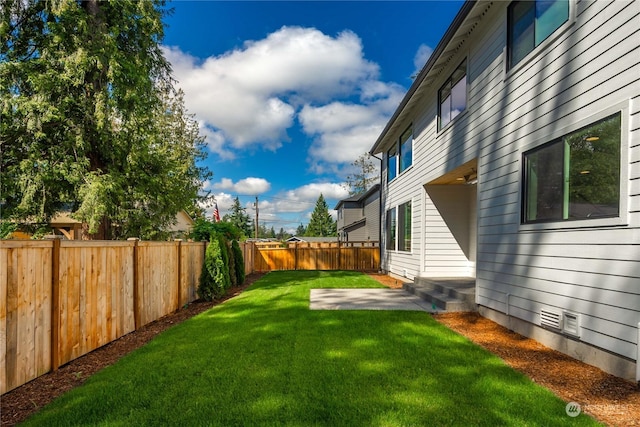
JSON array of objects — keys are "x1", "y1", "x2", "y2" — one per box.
[
  {"x1": 371, "y1": 0, "x2": 640, "y2": 381},
  {"x1": 334, "y1": 184, "x2": 380, "y2": 242}
]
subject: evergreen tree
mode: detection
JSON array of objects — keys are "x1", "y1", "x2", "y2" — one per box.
[
  {"x1": 305, "y1": 194, "x2": 337, "y2": 237},
  {"x1": 296, "y1": 223, "x2": 306, "y2": 236},
  {"x1": 0, "y1": 0, "x2": 210, "y2": 239},
  {"x1": 222, "y1": 197, "x2": 252, "y2": 238}
]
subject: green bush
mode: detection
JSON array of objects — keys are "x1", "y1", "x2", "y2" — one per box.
[
  {"x1": 217, "y1": 233, "x2": 232, "y2": 292},
  {"x1": 231, "y1": 239, "x2": 245, "y2": 285},
  {"x1": 197, "y1": 233, "x2": 230, "y2": 301},
  {"x1": 196, "y1": 229, "x2": 244, "y2": 301},
  {"x1": 190, "y1": 219, "x2": 241, "y2": 242}
]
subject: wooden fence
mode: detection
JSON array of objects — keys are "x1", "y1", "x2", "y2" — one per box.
[
  {"x1": 245, "y1": 241, "x2": 380, "y2": 272},
  {"x1": 1, "y1": 239, "x2": 378, "y2": 394},
  {"x1": 0, "y1": 239, "x2": 205, "y2": 394}
]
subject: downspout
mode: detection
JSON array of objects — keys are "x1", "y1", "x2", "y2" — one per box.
[{"x1": 371, "y1": 153, "x2": 383, "y2": 273}]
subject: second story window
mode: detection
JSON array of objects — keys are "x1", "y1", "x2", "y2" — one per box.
[
  {"x1": 438, "y1": 60, "x2": 467, "y2": 130},
  {"x1": 387, "y1": 145, "x2": 398, "y2": 182},
  {"x1": 508, "y1": 0, "x2": 569, "y2": 69},
  {"x1": 399, "y1": 126, "x2": 413, "y2": 173}
]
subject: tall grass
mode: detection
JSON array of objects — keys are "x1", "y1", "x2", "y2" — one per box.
[{"x1": 23, "y1": 271, "x2": 600, "y2": 426}]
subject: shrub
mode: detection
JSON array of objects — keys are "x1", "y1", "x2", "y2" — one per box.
[
  {"x1": 227, "y1": 239, "x2": 238, "y2": 288},
  {"x1": 197, "y1": 233, "x2": 230, "y2": 301},
  {"x1": 190, "y1": 219, "x2": 242, "y2": 242},
  {"x1": 232, "y1": 239, "x2": 245, "y2": 285},
  {"x1": 216, "y1": 233, "x2": 232, "y2": 292}
]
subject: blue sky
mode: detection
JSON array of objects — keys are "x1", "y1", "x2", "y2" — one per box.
[{"x1": 162, "y1": 0, "x2": 464, "y2": 233}]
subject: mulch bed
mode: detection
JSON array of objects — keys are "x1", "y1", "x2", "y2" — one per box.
[{"x1": 2, "y1": 272, "x2": 639, "y2": 426}]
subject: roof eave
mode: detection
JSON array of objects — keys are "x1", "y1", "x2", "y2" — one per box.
[{"x1": 369, "y1": 0, "x2": 477, "y2": 155}]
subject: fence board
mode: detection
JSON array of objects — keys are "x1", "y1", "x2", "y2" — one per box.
[
  {"x1": 56, "y1": 242, "x2": 136, "y2": 367},
  {"x1": 0, "y1": 241, "x2": 52, "y2": 394},
  {"x1": 180, "y1": 242, "x2": 205, "y2": 306},
  {"x1": 250, "y1": 242, "x2": 379, "y2": 272},
  {"x1": 136, "y1": 242, "x2": 180, "y2": 328},
  {"x1": 1, "y1": 239, "x2": 376, "y2": 394}
]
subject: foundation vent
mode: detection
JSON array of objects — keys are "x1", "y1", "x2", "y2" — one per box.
[
  {"x1": 563, "y1": 311, "x2": 581, "y2": 337},
  {"x1": 540, "y1": 308, "x2": 562, "y2": 329}
]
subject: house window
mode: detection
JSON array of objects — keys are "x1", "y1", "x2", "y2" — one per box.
[
  {"x1": 508, "y1": 0, "x2": 569, "y2": 69},
  {"x1": 385, "y1": 208, "x2": 396, "y2": 250},
  {"x1": 398, "y1": 201, "x2": 411, "y2": 252},
  {"x1": 438, "y1": 60, "x2": 467, "y2": 130},
  {"x1": 387, "y1": 145, "x2": 398, "y2": 182},
  {"x1": 522, "y1": 113, "x2": 621, "y2": 223},
  {"x1": 399, "y1": 126, "x2": 413, "y2": 173}
]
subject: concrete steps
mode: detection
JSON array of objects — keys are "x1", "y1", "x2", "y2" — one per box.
[{"x1": 403, "y1": 277, "x2": 477, "y2": 312}]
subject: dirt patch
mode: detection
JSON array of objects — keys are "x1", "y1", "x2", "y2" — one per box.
[{"x1": 2, "y1": 272, "x2": 638, "y2": 426}]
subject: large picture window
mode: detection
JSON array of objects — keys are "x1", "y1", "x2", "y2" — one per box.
[
  {"x1": 508, "y1": 0, "x2": 569, "y2": 69},
  {"x1": 399, "y1": 126, "x2": 413, "y2": 173},
  {"x1": 438, "y1": 60, "x2": 467, "y2": 130},
  {"x1": 522, "y1": 113, "x2": 621, "y2": 223},
  {"x1": 398, "y1": 201, "x2": 412, "y2": 252}
]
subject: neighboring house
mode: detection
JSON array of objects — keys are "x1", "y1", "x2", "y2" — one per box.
[
  {"x1": 167, "y1": 210, "x2": 195, "y2": 239},
  {"x1": 370, "y1": 0, "x2": 640, "y2": 381},
  {"x1": 334, "y1": 184, "x2": 380, "y2": 242},
  {"x1": 14, "y1": 210, "x2": 194, "y2": 240},
  {"x1": 285, "y1": 236, "x2": 339, "y2": 244}
]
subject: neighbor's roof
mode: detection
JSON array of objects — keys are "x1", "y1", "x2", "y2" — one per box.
[
  {"x1": 334, "y1": 184, "x2": 380, "y2": 210},
  {"x1": 286, "y1": 236, "x2": 339, "y2": 243},
  {"x1": 369, "y1": 0, "x2": 484, "y2": 155}
]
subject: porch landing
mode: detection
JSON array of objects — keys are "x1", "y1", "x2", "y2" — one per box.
[{"x1": 403, "y1": 277, "x2": 477, "y2": 312}]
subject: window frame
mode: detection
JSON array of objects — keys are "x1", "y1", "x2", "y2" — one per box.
[
  {"x1": 398, "y1": 201, "x2": 412, "y2": 252},
  {"x1": 438, "y1": 59, "x2": 468, "y2": 131},
  {"x1": 386, "y1": 124, "x2": 413, "y2": 182},
  {"x1": 399, "y1": 125, "x2": 413, "y2": 173},
  {"x1": 519, "y1": 103, "x2": 629, "y2": 231},
  {"x1": 385, "y1": 201, "x2": 412, "y2": 252},
  {"x1": 506, "y1": 0, "x2": 572, "y2": 72},
  {"x1": 387, "y1": 145, "x2": 398, "y2": 183},
  {"x1": 385, "y1": 207, "x2": 396, "y2": 250}
]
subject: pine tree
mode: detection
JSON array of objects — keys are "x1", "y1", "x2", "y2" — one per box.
[
  {"x1": 0, "y1": 0, "x2": 210, "y2": 239},
  {"x1": 296, "y1": 223, "x2": 306, "y2": 236},
  {"x1": 222, "y1": 197, "x2": 252, "y2": 238},
  {"x1": 305, "y1": 194, "x2": 337, "y2": 237}
]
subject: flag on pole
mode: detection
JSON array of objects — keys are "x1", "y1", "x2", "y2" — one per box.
[{"x1": 213, "y1": 201, "x2": 221, "y2": 222}]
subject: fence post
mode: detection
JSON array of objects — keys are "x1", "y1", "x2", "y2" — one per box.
[
  {"x1": 128, "y1": 238, "x2": 140, "y2": 330},
  {"x1": 48, "y1": 236, "x2": 62, "y2": 371},
  {"x1": 175, "y1": 240, "x2": 183, "y2": 308}
]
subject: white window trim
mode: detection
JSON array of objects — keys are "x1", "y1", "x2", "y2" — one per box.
[
  {"x1": 504, "y1": 0, "x2": 577, "y2": 79},
  {"x1": 518, "y1": 100, "x2": 630, "y2": 232}
]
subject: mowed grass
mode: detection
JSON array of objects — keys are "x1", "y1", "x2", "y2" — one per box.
[{"x1": 23, "y1": 271, "x2": 600, "y2": 426}]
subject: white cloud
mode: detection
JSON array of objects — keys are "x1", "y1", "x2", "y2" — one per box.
[
  {"x1": 413, "y1": 44, "x2": 434, "y2": 76},
  {"x1": 164, "y1": 26, "x2": 378, "y2": 157},
  {"x1": 164, "y1": 26, "x2": 404, "y2": 170},
  {"x1": 212, "y1": 177, "x2": 271, "y2": 195}
]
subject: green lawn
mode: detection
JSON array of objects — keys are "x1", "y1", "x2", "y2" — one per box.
[{"x1": 23, "y1": 271, "x2": 600, "y2": 426}]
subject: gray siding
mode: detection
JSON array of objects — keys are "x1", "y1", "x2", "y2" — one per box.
[{"x1": 379, "y1": 0, "x2": 640, "y2": 360}]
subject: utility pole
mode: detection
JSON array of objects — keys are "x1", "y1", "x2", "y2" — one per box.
[{"x1": 255, "y1": 196, "x2": 259, "y2": 239}]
